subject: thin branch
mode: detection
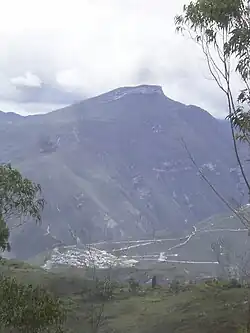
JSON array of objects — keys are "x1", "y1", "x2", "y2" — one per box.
[
  {"x1": 223, "y1": 49, "x2": 250, "y2": 198},
  {"x1": 180, "y1": 138, "x2": 250, "y2": 228},
  {"x1": 200, "y1": 38, "x2": 227, "y2": 93}
]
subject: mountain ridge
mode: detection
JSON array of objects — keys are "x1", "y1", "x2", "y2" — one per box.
[
  {"x1": 0, "y1": 84, "x2": 216, "y2": 120},
  {"x1": 0, "y1": 84, "x2": 248, "y2": 260}
]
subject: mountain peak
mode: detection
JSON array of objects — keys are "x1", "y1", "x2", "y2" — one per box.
[
  {"x1": 119, "y1": 84, "x2": 164, "y2": 94},
  {"x1": 92, "y1": 84, "x2": 165, "y2": 103}
]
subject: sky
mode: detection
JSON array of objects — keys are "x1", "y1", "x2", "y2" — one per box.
[{"x1": 0, "y1": 0, "x2": 239, "y2": 118}]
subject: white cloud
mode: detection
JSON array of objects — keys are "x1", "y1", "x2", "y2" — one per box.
[
  {"x1": 56, "y1": 69, "x2": 82, "y2": 92},
  {"x1": 10, "y1": 72, "x2": 42, "y2": 87},
  {"x1": 0, "y1": 0, "x2": 238, "y2": 117}
]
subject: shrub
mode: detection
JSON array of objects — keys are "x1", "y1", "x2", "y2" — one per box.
[
  {"x1": 0, "y1": 275, "x2": 66, "y2": 332},
  {"x1": 170, "y1": 279, "x2": 181, "y2": 294},
  {"x1": 128, "y1": 278, "x2": 140, "y2": 294}
]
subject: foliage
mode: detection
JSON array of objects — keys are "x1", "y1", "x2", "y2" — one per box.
[
  {"x1": 0, "y1": 163, "x2": 45, "y2": 251},
  {"x1": 128, "y1": 277, "x2": 140, "y2": 294},
  {"x1": 175, "y1": 0, "x2": 250, "y2": 198},
  {"x1": 169, "y1": 279, "x2": 191, "y2": 294},
  {"x1": 227, "y1": 278, "x2": 242, "y2": 288},
  {"x1": 169, "y1": 278, "x2": 181, "y2": 294},
  {"x1": 82, "y1": 277, "x2": 115, "y2": 302},
  {"x1": 82, "y1": 277, "x2": 116, "y2": 333},
  {"x1": 0, "y1": 274, "x2": 66, "y2": 332},
  {"x1": 94, "y1": 277, "x2": 115, "y2": 301},
  {"x1": 0, "y1": 214, "x2": 10, "y2": 252},
  {"x1": 0, "y1": 261, "x2": 248, "y2": 333},
  {"x1": 204, "y1": 278, "x2": 242, "y2": 289},
  {"x1": 0, "y1": 165, "x2": 56, "y2": 331}
]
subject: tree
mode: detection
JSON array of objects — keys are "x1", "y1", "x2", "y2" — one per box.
[
  {"x1": 84, "y1": 276, "x2": 115, "y2": 333},
  {"x1": 0, "y1": 275, "x2": 66, "y2": 332},
  {"x1": 175, "y1": 0, "x2": 250, "y2": 205},
  {"x1": 175, "y1": 2, "x2": 250, "y2": 330},
  {"x1": 0, "y1": 165, "x2": 66, "y2": 332},
  {"x1": 0, "y1": 163, "x2": 45, "y2": 252},
  {"x1": 128, "y1": 277, "x2": 140, "y2": 294},
  {"x1": 83, "y1": 246, "x2": 115, "y2": 333}
]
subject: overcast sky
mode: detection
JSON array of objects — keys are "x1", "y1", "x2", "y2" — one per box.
[{"x1": 0, "y1": 0, "x2": 238, "y2": 118}]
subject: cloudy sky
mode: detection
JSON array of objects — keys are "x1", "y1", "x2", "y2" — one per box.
[{"x1": 0, "y1": 0, "x2": 237, "y2": 117}]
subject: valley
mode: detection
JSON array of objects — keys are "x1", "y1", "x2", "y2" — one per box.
[
  {"x1": 26, "y1": 205, "x2": 250, "y2": 284},
  {"x1": 2, "y1": 1, "x2": 250, "y2": 332}
]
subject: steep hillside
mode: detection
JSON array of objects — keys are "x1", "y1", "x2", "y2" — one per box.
[{"x1": 0, "y1": 84, "x2": 248, "y2": 259}]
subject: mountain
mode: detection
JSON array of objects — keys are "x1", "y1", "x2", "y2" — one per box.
[{"x1": 0, "y1": 84, "x2": 248, "y2": 260}]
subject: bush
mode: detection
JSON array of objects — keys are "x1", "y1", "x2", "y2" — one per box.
[
  {"x1": 0, "y1": 275, "x2": 66, "y2": 332},
  {"x1": 225, "y1": 278, "x2": 242, "y2": 289},
  {"x1": 170, "y1": 279, "x2": 181, "y2": 294},
  {"x1": 204, "y1": 278, "x2": 242, "y2": 290},
  {"x1": 128, "y1": 278, "x2": 140, "y2": 294},
  {"x1": 82, "y1": 277, "x2": 115, "y2": 302},
  {"x1": 94, "y1": 277, "x2": 115, "y2": 301}
]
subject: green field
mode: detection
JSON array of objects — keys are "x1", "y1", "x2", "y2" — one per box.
[{"x1": 0, "y1": 258, "x2": 249, "y2": 333}]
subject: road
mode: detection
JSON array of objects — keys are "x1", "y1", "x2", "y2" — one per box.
[{"x1": 90, "y1": 224, "x2": 248, "y2": 265}]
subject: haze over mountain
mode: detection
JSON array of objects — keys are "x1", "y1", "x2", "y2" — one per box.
[{"x1": 0, "y1": 84, "x2": 248, "y2": 259}]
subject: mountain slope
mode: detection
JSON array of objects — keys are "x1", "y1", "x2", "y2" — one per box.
[{"x1": 0, "y1": 84, "x2": 248, "y2": 259}]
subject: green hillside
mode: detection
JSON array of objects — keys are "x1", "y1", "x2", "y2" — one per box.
[{"x1": 0, "y1": 258, "x2": 249, "y2": 333}]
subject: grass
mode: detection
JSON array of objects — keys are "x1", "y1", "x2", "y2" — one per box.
[
  {"x1": 102, "y1": 284, "x2": 248, "y2": 333},
  {"x1": 0, "y1": 258, "x2": 249, "y2": 333}
]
